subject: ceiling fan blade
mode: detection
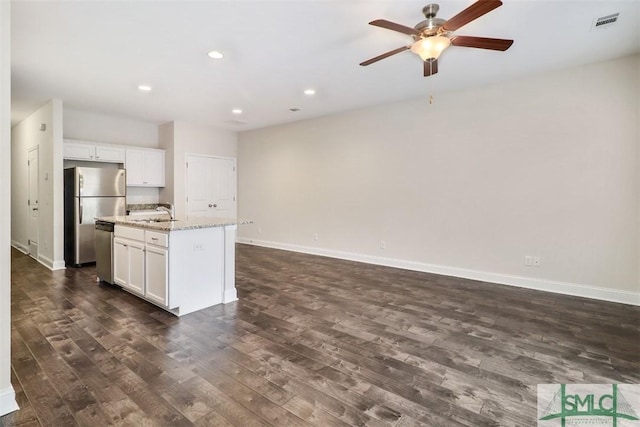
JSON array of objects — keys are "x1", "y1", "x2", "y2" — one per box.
[
  {"x1": 442, "y1": 0, "x2": 503, "y2": 32},
  {"x1": 424, "y1": 59, "x2": 438, "y2": 77},
  {"x1": 360, "y1": 46, "x2": 409, "y2": 66},
  {"x1": 369, "y1": 19, "x2": 419, "y2": 36},
  {"x1": 451, "y1": 36, "x2": 513, "y2": 51}
]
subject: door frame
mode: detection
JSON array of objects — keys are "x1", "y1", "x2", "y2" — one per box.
[
  {"x1": 27, "y1": 145, "x2": 39, "y2": 259},
  {"x1": 185, "y1": 153, "x2": 237, "y2": 221}
]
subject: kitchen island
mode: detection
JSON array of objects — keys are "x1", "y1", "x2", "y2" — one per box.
[{"x1": 96, "y1": 215, "x2": 250, "y2": 316}]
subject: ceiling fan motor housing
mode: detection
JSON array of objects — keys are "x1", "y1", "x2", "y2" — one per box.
[{"x1": 414, "y1": 4, "x2": 448, "y2": 38}]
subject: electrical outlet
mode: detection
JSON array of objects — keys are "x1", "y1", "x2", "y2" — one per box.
[
  {"x1": 313, "y1": 233, "x2": 319, "y2": 241},
  {"x1": 380, "y1": 240, "x2": 386, "y2": 249},
  {"x1": 533, "y1": 256, "x2": 541, "y2": 267},
  {"x1": 524, "y1": 255, "x2": 532, "y2": 266},
  {"x1": 257, "y1": 226, "x2": 262, "y2": 234}
]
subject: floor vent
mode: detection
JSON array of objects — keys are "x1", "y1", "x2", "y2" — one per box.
[{"x1": 592, "y1": 13, "x2": 619, "y2": 30}]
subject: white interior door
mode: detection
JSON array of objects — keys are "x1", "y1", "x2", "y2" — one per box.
[
  {"x1": 186, "y1": 154, "x2": 236, "y2": 220},
  {"x1": 211, "y1": 157, "x2": 237, "y2": 218},
  {"x1": 186, "y1": 155, "x2": 213, "y2": 219},
  {"x1": 28, "y1": 147, "x2": 39, "y2": 258}
]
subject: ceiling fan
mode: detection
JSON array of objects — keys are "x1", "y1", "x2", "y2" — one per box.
[{"x1": 360, "y1": 0, "x2": 513, "y2": 76}]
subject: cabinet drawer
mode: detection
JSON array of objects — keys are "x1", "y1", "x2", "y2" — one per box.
[
  {"x1": 114, "y1": 225, "x2": 145, "y2": 241},
  {"x1": 146, "y1": 231, "x2": 168, "y2": 247}
]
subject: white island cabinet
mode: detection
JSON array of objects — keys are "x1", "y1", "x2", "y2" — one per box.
[
  {"x1": 113, "y1": 226, "x2": 147, "y2": 297},
  {"x1": 144, "y1": 230, "x2": 169, "y2": 306},
  {"x1": 108, "y1": 217, "x2": 244, "y2": 316}
]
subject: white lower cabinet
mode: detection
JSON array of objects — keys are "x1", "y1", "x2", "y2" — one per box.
[
  {"x1": 111, "y1": 224, "x2": 228, "y2": 316},
  {"x1": 114, "y1": 225, "x2": 170, "y2": 307},
  {"x1": 113, "y1": 238, "x2": 128, "y2": 286},
  {"x1": 114, "y1": 237, "x2": 145, "y2": 295},
  {"x1": 129, "y1": 243, "x2": 145, "y2": 295},
  {"x1": 145, "y1": 244, "x2": 168, "y2": 306}
]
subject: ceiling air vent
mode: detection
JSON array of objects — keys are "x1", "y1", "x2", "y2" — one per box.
[
  {"x1": 225, "y1": 119, "x2": 247, "y2": 126},
  {"x1": 592, "y1": 13, "x2": 619, "y2": 30}
]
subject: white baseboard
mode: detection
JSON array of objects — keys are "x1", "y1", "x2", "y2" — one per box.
[
  {"x1": 10, "y1": 241, "x2": 28, "y2": 254},
  {"x1": 237, "y1": 238, "x2": 640, "y2": 306},
  {"x1": 11, "y1": 242, "x2": 65, "y2": 271},
  {"x1": 0, "y1": 386, "x2": 19, "y2": 417},
  {"x1": 52, "y1": 260, "x2": 66, "y2": 270},
  {"x1": 223, "y1": 288, "x2": 238, "y2": 304},
  {"x1": 37, "y1": 254, "x2": 66, "y2": 271}
]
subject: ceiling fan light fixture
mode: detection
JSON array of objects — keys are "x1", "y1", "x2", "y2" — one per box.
[{"x1": 410, "y1": 35, "x2": 451, "y2": 61}]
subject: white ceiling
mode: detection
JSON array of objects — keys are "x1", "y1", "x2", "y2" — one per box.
[{"x1": 11, "y1": 0, "x2": 640, "y2": 131}]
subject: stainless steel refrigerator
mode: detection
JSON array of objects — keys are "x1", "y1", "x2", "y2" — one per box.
[{"x1": 64, "y1": 167, "x2": 126, "y2": 266}]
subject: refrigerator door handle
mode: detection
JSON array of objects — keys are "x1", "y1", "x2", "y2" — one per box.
[{"x1": 79, "y1": 199, "x2": 83, "y2": 224}]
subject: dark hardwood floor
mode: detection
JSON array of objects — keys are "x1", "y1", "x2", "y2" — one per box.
[{"x1": 1, "y1": 244, "x2": 639, "y2": 426}]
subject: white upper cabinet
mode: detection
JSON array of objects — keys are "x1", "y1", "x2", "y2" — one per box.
[
  {"x1": 63, "y1": 139, "x2": 165, "y2": 187},
  {"x1": 95, "y1": 145, "x2": 125, "y2": 162},
  {"x1": 125, "y1": 148, "x2": 165, "y2": 187},
  {"x1": 63, "y1": 139, "x2": 124, "y2": 163}
]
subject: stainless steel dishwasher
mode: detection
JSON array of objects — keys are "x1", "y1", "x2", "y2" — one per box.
[{"x1": 95, "y1": 220, "x2": 115, "y2": 284}]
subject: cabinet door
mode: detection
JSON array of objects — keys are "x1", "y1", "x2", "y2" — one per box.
[
  {"x1": 125, "y1": 149, "x2": 145, "y2": 186},
  {"x1": 128, "y1": 241, "x2": 146, "y2": 295},
  {"x1": 125, "y1": 148, "x2": 165, "y2": 187},
  {"x1": 114, "y1": 237, "x2": 145, "y2": 295},
  {"x1": 64, "y1": 142, "x2": 95, "y2": 161},
  {"x1": 145, "y1": 245, "x2": 168, "y2": 306},
  {"x1": 113, "y1": 238, "x2": 129, "y2": 286},
  {"x1": 143, "y1": 150, "x2": 165, "y2": 187},
  {"x1": 95, "y1": 145, "x2": 125, "y2": 163}
]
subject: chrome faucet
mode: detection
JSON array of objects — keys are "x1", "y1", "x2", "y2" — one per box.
[{"x1": 156, "y1": 203, "x2": 175, "y2": 220}]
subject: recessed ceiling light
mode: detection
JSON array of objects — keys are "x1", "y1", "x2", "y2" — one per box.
[
  {"x1": 232, "y1": 108, "x2": 243, "y2": 114},
  {"x1": 208, "y1": 50, "x2": 224, "y2": 59},
  {"x1": 304, "y1": 88, "x2": 316, "y2": 96},
  {"x1": 138, "y1": 85, "x2": 152, "y2": 91}
]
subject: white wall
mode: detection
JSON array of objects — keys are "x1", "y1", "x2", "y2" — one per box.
[
  {"x1": 160, "y1": 121, "x2": 237, "y2": 218},
  {"x1": 158, "y1": 121, "x2": 175, "y2": 205},
  {"x1": 63, "y1": 108, "x2": 158, "y2": 148},
  {"x1": 11, "y1": 100, "x2": 65, "y2": 270},
  {"x1": 238, "y1": 55, "x2": 640, "y2": 304},
  {"x1": 0, "y1": 1, "x2": 18, "y2": 416}
]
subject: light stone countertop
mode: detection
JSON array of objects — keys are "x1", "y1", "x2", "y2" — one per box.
[{"x1": 96, "y1": 215, "x2": 251, "y2": 232}]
